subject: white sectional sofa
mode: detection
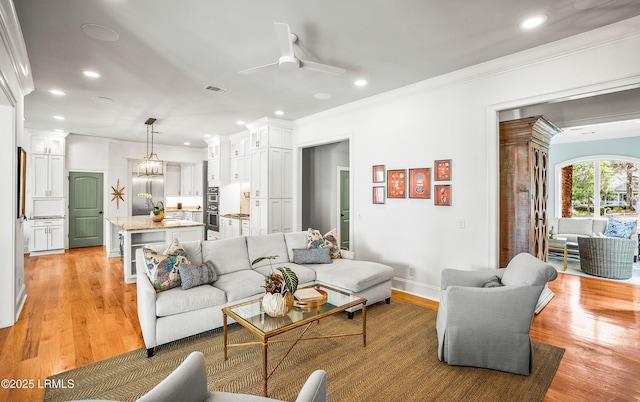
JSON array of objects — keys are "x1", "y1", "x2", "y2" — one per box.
[
  {"x1": 548, "y1": 217, "x2": 638, "y2": 259},
  {"x1": 136, "y1": 231, "x2": 396, "y2": 357}
]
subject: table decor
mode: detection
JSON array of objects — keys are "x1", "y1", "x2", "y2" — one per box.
[{"x1": 253, "y1": 256, "x2": 298, "y2": 317}]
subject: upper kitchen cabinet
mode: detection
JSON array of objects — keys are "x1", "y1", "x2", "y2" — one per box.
[
  {"x1": 31, "y1": 133, "x2": 67, "y2": 199},
  {"x1": 230, "y1": 131, "x2": 250, "y2": 182},
  {"x1": 31, "y1": 133, "x2": 66, "y2": 155},
  {"x1": 32, "y1": 153, "x2": 64, "y2": 198},
  {"x1": 205, "y1": 136, "x2": 229, "y2": 186},
  {"x1": 180, "y1": 162, "x2": 204, "y2": 196},
  {"x1": 248, "y1": 118, "x2": 293, "y2": 150}
]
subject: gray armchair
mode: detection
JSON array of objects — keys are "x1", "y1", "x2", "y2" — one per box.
[
  {"x1": 137, "y1": 351, "x2": 328, "y2": 402},
  {"x1": 436, "y1": 253, "x2": 558, "y2": 375}
]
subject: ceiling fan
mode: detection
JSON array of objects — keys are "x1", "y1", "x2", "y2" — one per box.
[{"x1": 239, "y1": 22, "x2": 345, "y2": 75}]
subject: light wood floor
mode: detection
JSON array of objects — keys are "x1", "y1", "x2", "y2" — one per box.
[{"x1": 1, "y1": 246, "x2": 639, "y2": 401}]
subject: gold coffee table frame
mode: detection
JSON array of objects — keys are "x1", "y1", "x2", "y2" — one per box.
[
  {"x1": 548, "y1": 236, "x2": 568, "y2": 270},
  {"x1": 222, "y1": 284, "x2": 367, "y2": 397}
]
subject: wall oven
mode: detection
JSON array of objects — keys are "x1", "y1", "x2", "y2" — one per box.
[{"x1": 206, "y1": 211, "x2": 219, "y2": 232}]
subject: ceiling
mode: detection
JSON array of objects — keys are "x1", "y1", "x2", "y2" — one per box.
[{"x1": 14, "y1": 0, "x2": 640, "y2": 148}]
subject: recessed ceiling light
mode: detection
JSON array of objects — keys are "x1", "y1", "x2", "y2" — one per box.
[
  {"x1": 54, "y1": 129, "x2": 65, "y2": 133},
  {"x1": 354, "y1": 79, "x2": 367, "y2": 87},
  {"x1": 236, "y1": 120, "x2": 245, "y2": 125},
  {"x1": 48, "y1": 89, "x2": 65, "y2": 96},
  {"x1": 314, "y1": 92, "x2": 333, "y2": 100},
  {"x1": 83, "y1": 70, "x2": 100, "y2": 78},
  {"x1": 275, "y1": 110, "x2": 284, "y2": 116},
  {"x1": 53, "y1": 115, "x2": 65, "y2": 120},
  {"x1": 520, "y1": 15, "x2": 548, "y2": 29},
  {"x1": 81, "y1": 23, "x2": 120, "y2": 42},
  {"x1": 184, "y1": 142, "x2": 190, "y2": 146},
  {"x1": 203, "y1": 134, "x2": 211, "y2": 138}
]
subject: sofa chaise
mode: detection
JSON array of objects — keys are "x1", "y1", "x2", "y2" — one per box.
[{"x1": 136, "y1": 231, "x2": 396, "y2": 357}]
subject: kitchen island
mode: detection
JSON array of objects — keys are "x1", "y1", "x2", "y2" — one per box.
[{"x1": 106, "y1": 216, "x2": 204, "y2": 284}]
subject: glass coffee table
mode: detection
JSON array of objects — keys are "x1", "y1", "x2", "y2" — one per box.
[{"x1": 222, "y1": 284, "x2": 367, "y2": 397}]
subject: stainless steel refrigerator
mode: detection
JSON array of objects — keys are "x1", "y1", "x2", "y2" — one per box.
[{"x1": 132, "y1": 175, "x2": 164, "y2": 216}]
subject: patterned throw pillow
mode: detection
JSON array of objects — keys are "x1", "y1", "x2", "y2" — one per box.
[
  {"x1": 603, "y1": 218, "x2": 637, "y2": 239},
  {"x1": 143, "y1": 240, "x2": 190, "y2": 291},
  {"x1": 178, "y1": 261, "x2": 217, "y2": 290},
  {"x1": 307, "y1": 228, "x2": 341, "y2": 259}
]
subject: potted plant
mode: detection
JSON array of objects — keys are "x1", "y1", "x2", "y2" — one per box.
[
  {"x1": 252, "y1": 256, "x2": 298, "y2": 317},
  {"x1": 137, "y1": 193, "x2": 164, "y2": 222}
]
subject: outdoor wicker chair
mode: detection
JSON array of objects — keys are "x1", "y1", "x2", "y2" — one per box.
[{"x1": 577, "y1": 237, "x2": 635, "y2": 279}]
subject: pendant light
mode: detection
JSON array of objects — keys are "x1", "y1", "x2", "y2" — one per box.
[{"x1": 137, "y1": 117, "x2": 164, "y2": 176}]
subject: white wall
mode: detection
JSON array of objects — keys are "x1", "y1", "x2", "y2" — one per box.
[
  {"x1": 0, "y1": 0, "x2": 34, "y2": 328},
  {"x1": 293, "y1": 17, "x2": 640, "y2": 301}
]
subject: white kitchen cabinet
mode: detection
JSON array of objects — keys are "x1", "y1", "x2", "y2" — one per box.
[
  {"x1": 32, "y1": 153, "x2": 64, "y2": 198},
  {"x1": 30, "y1": 219, "x2": 64, "y2": 254},
  {"x1": 165, "y1": 210, "x2": 184, "y2": 220},
  {"x1": 247, "y1": 117, "x2": 293, "y2": 236},
  {"x1": 180, "y1": 162, "x2": 204, "y2": 196},
  {"x1": 206, "y1": 137, "x2": 229, "y2": 186},
  {"x1": 31, "y1": 134, "x2": 66, "y2": 155},
  {"x1": 230, "y1": 155, "x2": 250, "y2": 182},
  {"x1": 250, "y1": 148, "x2": 269, "y2": 198},
  {"x1": 191, "y1": 211, "x2": 203, "y2": 223},
  {"x1": 230, "y1": 132, "x2": 249, "y2": 157},
  {"x1": 220, "y1": 217, "x2": 241, "y2": 239},
  {"x1": 241, "y1": 219, "x2": 250, "y2": 236}
]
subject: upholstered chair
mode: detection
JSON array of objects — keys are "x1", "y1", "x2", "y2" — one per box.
[
  {"x1": 436, "y1": 253, "x2": 558, "y2": 375},
  {"x1": 136, "y1": 351, "x2": 328, "y2": 402}
]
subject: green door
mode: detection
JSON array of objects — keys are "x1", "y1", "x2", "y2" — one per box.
[
  {"x1": 339, "y1": 169, "x2": 350, "y2": 250},
  {"x1": 69, "y1": 172, "x2": 104, "y2": 248}
]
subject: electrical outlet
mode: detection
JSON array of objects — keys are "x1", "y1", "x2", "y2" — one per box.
[
  {"x1": 409, "y1": 267, "x2": 415, "y2": 277},
  {"x1": 457, "y1": 218, "x2": 466, "y2": 229}
]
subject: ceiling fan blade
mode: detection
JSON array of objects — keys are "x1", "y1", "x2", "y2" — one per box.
[
  {"x1": 274, "y1": 22, "x2": 295, "y2": 58},
  {"x1": 300, "y1": 59, "x2": 346, "y2": 75},
  {"x1": 238, "y1": 61, "x2": 279, "y2": 75}
]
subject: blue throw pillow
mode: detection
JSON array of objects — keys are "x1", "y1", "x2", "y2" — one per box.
[{"x1": 603, "y1": 218, "x2": 637, "y2": 239}]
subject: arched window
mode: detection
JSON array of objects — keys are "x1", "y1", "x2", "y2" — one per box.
[{"x1": 558, "y1": 157, "x2": 639, "y2": 219}]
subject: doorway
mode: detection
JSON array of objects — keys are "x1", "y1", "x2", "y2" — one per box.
[
  {"x1": 338, "y1": 167, "x2": 350, "y2": 249},
  {"x1": 68, "y1": 172, "x2": 104, "y2": 248},
  {"x1": 301, "y1": 140, "x2": 350, "y2": 245}
]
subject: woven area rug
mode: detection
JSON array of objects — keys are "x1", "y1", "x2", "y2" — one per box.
[{"x1": 44, "y1": 300, "x2": 564, "y2": 402}]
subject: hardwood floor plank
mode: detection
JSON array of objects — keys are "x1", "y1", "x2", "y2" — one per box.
[{"x1": 0, "y1": 247, "x2": 638, "y2": 401}]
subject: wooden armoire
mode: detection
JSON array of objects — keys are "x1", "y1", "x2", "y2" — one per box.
[{"x1": 499, "y1": 116, "x2": 560, "y2": 267}]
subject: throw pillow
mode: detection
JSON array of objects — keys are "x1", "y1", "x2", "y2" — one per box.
[
  {"x1": 164, "y1": 238, "x2": 188, "y2": 258},
  {"x1": 178, "y1": 261, "x2": 217, "y2": 290},
  {"x1": 143, "y1": 247, "x2": 190, "y2": 292},
  {"x1": 603, "y1": 218, "x2": 637, "y2": 239},
  {"x1": 481, "y1": 275, "x2": 503, "y2": 288},
  {"x1": 307, "y1": 228, "x2": 341, "y2": 259},
  {"x1": 292, "y1": 248, "x2": 331, "y2": 264}
]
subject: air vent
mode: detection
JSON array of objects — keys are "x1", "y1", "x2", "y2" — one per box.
[{"x1": 205, "y1": 85, "x2": 227, "y2": 93}]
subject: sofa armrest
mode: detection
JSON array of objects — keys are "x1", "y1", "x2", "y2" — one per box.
[
  {"x1": 136, "y1": 248, "x2": 157, "y2": 349},
  {"x1": 340, "y1": 249, "x2": 355, "y2": 260},
  {"x1": 440, "y1": 268, "x2": 504, "y2": 290}
]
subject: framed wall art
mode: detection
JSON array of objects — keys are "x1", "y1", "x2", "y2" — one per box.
[
  {"x1": 17, "y1": 147, "x2": 27, "y2": 218},
  {"x1": 372, "y1": 165, "x2": 385, "y2": 183},
  {"x1": 387, "y1": 169, "x2": 406, "y2": 198},
  {"x1": 434, "y1": 184, "x2": 451, "y2": 206},
  {"x1": 373, "y1": 186, "x2": 385, "y2": 204},
  {"x1": 408, "y1": 168, "x2": 430, "y2": 199},
  {"x1": 434, "y1": 159, "x2": 452, "y2": 181}
]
